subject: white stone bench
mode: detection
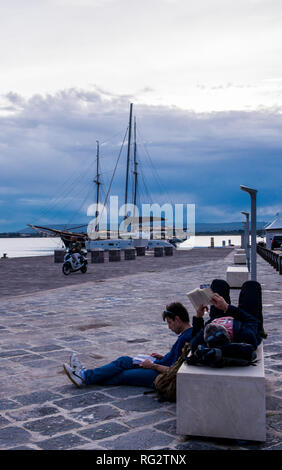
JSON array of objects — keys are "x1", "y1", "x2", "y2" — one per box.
[
  {"x1": 226, "y1": 266, "x2": 249, "y2": 288},
  {"x1": 176, "y1": 344, "x2": 265, "y2": 442},
  {"x1": 234, "y1": 253, "x2": 247, "y2": 264}
]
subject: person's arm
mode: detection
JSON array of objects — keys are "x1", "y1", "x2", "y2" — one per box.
[
  {"x1": 210, "y1": 293, "x2": 229, "y2": 313},
  {"x1": 192, "y1": 304, "x2": 206, "y2": 336},
  {"x1": 139, "y1": 359, "x2": 169, "y2": 373},
  {"x1": 151, "y1": 352, "x2": 164, "y2": 360},
  {"x1": 211, "y1": 294, "x2": 257, "y2": 324}
]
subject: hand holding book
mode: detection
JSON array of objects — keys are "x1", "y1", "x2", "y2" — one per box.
[{"x1": 187, "y1": 285, "x2": 214, "y2": 312}]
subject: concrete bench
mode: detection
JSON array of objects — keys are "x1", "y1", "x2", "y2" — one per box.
[
  {"x1": 176, "y1": 344, "x2": 265, "y2": 442},
  {"x1": 234, "y1": 253, "x2": 246, "y2": 264},
  {"x1": 226, "y1": 266, "x2": 249, "y2": 288},
  {"x1": 235, "y1": 249, "x2": 245, "y2": 254}
]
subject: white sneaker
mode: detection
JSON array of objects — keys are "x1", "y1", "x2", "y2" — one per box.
[
  {"x1": 63, "y1": 363, "x2": 84, "y2": 388},
  {"x1": 70, "y1": 353, "x2": 83, "y2": 371}
]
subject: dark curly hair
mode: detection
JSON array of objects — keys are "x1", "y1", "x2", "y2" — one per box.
[{"x1": 162, "y1": 302, "x2": 190, "y2": 323}]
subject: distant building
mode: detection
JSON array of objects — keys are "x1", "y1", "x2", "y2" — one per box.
[{"x1": 265, "y1": 214, "x2": 282, "y2": 249}]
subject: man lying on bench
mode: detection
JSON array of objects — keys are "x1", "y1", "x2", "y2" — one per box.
[{"x1": 190, "y1": 279, "x2": 267, "y2": 354}]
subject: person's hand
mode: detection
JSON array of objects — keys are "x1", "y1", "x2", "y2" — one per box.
[
  {"x1": 210, "y1": 293, "x2": 229, "y2": 313},
  {"x1": 151, "y1": 353, "x2": 163, "y2": 360},
  {"x1": 139, "y1": 359, "x2": 155, "y2": 369},
  {"x1": 196, "y1": 304, "x2": 208, "y2": 318}
]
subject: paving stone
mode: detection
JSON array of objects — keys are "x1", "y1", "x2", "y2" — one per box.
[
  {"x1": 7, "y1": 405, "x2": 60, "y2": 422},
  {"x1": 114, "y1": 395, "x2": 165, "y2": 412},
  {"x1": 154, "y1": 418, "x2": 177, "y2": 435},
  {"x1": 0, "y1": 399, "x2": 21, "y2": 410},
  {"x1": 36, "y1": 433, "x2": 89, "y2": 450},
  {"x1": 176, "y1": 440, "x2": 223, "y2": 451},
  {"x1": 52, "y1": 384, "x2": 106, "y2": 396},
  {"x1": 70, "y1": 404, "x2": 122, "y2": 425},
  {"x1": 104, "y1": 386, "x2": 152, "y2": 399},
  {"x1": 8, "y1": 445, "x2": 39, "y2": 450},
  {"x1": 267, "y1": 413, "x2": 282, "y2": 433},
  {"x1": 102, "y1": 428, "x2": 174, "y2": 450},
  {"x1": 266, "y1": 396, "x2": 282, "y2": 411},
  {"x1": 125, "y1": 410, "x2": 174, "y2": 428},
  {"x1": 0, "y1": 426, "x2": 32, "y2": 449},
  {"x1": 0, "y1": 350, "x2": 29, "y2": 358},
  {"x1": 59, "y1": 335, "x2": 83, "y2": 342},
  {"x1": 30, "y1": 344, "x2": 65, "y2": 352},
  {"x1": 0, "y1": 415, "x2": 11, "y2": 427},
  {"x1": 13, "y1": 390, "x2": 62, "y2": 406},
  {"x1": 54, "y1": 391, "x2": 111, "y2": 410},
  {"x1": 23, "y1": 414, "x2": 81, "y2": 436},
  {"x1": 78, "y1": 421, "x2": 129, "y2": 441},
  {"x1": 12, "y1": 354, "x2": 44, "y2": 363},
  {"x1": 24, "y1": 359, "x2": 59, "y2": 369}
]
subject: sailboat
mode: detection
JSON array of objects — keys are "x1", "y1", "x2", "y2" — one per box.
[{"x1": 29, "y1": 104, "x2": 180, "y2": 250}]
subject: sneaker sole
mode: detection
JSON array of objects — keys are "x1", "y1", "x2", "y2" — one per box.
[{"x1": 63, "y1": 363, "x2": 81, "y2": 388}]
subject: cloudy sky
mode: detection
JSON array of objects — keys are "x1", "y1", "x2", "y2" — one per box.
[{"x1": 1, "y1": 0, "x2": 282, "y2": 231}]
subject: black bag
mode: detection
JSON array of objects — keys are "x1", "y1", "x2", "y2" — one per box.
[{"x1": 186, "y1": 343, "x2": 257, "y2": 368}]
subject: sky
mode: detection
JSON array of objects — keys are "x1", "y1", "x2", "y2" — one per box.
[{"x1": 1, "y1": 0, "x2": 282, "y2": 231}]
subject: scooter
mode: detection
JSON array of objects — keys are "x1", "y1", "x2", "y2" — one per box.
[{"x1": 62, "y1": 248, "x2": 88, "y2": 275}]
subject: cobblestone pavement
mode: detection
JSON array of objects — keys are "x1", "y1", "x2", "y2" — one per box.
[{"x1": 0, "y1": 248, "x2": 281, "y2": 450}]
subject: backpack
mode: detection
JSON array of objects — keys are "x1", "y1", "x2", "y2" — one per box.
[
  {"x1": 152, "y1": 342, "x2": 190, "y2": 402},
  {"x1": 186, "y1": 342, "x2": 258, "y2": 368}
]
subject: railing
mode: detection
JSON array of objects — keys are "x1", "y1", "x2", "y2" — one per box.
[{"x1": 257, "y1": 244, "x2": 282, "y2": 275}]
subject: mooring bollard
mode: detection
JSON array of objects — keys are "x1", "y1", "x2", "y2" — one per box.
[
  {"x1": 124, "y1": 248, "x2": 136, "y2": 260},
  {"x1": 54, "y1": 249, "x2": 65, "y2": 263},
  {"x1": 136, "y1": 246, "x2": 146, "y2": 256},
  {"x1": 154, "y1": 247, "x2": 164, "y2": 257},
  {"x1": 164, "y1": 246, "x2": 173, "y2": 256},
  {"x1": 109, "y1": 248, "x2": 121, "y2": 262},
  {"x1": 91, "y1": 249, "x2": 104, "y2": 263}
]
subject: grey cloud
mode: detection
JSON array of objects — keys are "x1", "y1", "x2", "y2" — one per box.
[{"x1": 0, "y1": 87, "x2": 282, "y2": 230}]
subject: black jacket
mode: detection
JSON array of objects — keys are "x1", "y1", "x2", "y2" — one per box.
[{"x1": 190, "y1": 304, "x2": 261, "y2": 353}]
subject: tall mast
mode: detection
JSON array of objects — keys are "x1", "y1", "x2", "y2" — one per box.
[
  {"x1": 93, "y1": 140, "x2": 100, "y2": 231},
  {"x1": 124, "y1": 102, "x2": 133, "y2": 217},
  {"x1": 133, "y1": 116, "x2": 138, "y2": 210}
]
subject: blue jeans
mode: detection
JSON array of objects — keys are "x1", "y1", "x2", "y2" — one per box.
[{"x1": 82, "y1": 356, "x2": 159, "y2": 388}]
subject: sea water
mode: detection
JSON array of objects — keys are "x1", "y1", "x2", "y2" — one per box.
[{"x1": 0, "y1": 235, "x2": 265, "y2": 258}]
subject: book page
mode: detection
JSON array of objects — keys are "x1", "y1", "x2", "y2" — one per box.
[
  {"x1": 132, "y1": 354, "x2": 157, "y2": 365},
  {"x1": 187, "y1": 287, "x2": 214, "y2": 310}
]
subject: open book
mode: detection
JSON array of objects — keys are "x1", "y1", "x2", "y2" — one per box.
[
  {"x1": 187, "y1": 286, "x2": 214, "y2": 311},
  {"x1": 132, "y1": 354, "x2": 157, "y2": 365}
]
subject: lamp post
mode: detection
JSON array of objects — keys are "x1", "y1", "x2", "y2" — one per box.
[
  {"x1": 240, "y1": 185, "x2": 257, "y2": 281},
  {"x1": 241, "y1": 211, "x2": 250, "y2": 271}
]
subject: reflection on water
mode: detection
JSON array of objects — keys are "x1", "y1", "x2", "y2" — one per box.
[{"x1": 0, "y1": 237, "x2": 63, "y2": 258}]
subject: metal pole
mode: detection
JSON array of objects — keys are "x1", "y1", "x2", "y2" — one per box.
[
  {"x1": 125, "y1": 103, "x2": 133, "y2": 217},
  {"x1": 133, "y1": 117, "x2": 138, "y2": 209},
  {"x1": 240, "y1": 186, "x2": 258, "y2": 281},
  {"x1": 93, "y1": 140, "x2": 100, "y2": 232},
  {"x1": 241, "y1": 211, "x2": 250, "y2": 271}
]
